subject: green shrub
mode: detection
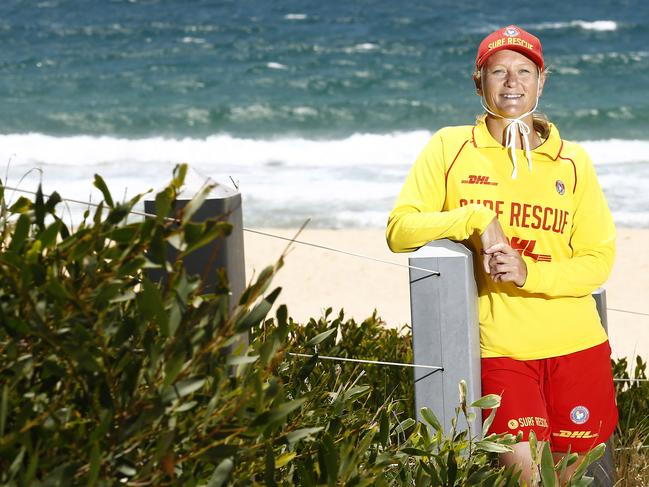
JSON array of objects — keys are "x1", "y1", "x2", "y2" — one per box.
[
  {"x1": 612, "y1": 356, "x2": 649, "y2": 484},
  {"x1": 0, "y1": 166, "x2": 605, "y2": 485}
]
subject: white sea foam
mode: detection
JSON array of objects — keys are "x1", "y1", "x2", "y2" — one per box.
[
  {"x1": 0, "y1": 132, "x2": 646, "y2": 228},
  {"x1": 284, "y1": 13, "x2": 307, "y2": 20},
  {"x1": 1, "y1": 132, "x2": 647, "y2": 170},
  {"x1": 581, "y1": 139, "x2": 649, "y2": 164},
  {"x1": 532, "y1": 20, "x2": 618, "y2": 32},
  {"x1": 266, "y1": 62, "x2": 288, "y2": 70},
  {"x1": 345, "y1": 43, "x2": 379, "y2": 53},
  {"x1": 573, "y1": 20, "x2": 618, "y2": 31},
  {"x1": 180, "y1": 36, "x2": 207, "y2": 44}
]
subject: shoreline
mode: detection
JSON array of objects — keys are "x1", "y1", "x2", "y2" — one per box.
[{"x1": 245, "y1": 227, "x2": 649, "y2": 362}]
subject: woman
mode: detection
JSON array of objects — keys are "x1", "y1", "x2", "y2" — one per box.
[{"x1": 386, "y1": 25, "x2": 617, "y2": 484}]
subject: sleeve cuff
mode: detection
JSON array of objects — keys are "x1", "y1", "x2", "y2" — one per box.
[{"x1": 468, "y1": 204, "x2": 497, "y2": 235}]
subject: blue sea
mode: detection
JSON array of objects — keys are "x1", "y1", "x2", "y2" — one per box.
[{"x1": 1, "y1": 0, "x2": 648, "y2": 228}]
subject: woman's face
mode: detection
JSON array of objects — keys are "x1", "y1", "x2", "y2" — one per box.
[{"x1": 477, "y1": 49, "x2": 545, "y2": 118}]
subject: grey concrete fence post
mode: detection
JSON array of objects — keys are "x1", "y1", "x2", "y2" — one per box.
[
  {"x1": 144, "y1": 185, "x2": 247, "y2": 346},
  {"x1": 408, "y1": 239, "x2": 482, "y2": 434}
]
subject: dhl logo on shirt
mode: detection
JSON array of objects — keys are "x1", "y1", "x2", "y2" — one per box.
[
  {"x1": 461, "y1": 175, "x2": 498, "y2": 186},
  {"x1": 552, "y1": 430, "x2": 599, "y2": 439}
]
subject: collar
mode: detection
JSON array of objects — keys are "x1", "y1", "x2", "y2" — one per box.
[{"x1": 471, "y1": 115, "x2": 563, "y2": 160}]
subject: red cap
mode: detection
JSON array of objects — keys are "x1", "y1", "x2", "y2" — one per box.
[{"x1": 475, "y1": 25, "x2": 544, "y2": 70}]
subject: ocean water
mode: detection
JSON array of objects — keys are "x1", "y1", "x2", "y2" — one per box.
[{"x1": 0, "y1": 0, "x2": 648, "y2": 228}]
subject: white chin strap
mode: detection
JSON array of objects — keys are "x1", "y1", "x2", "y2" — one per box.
[{"x1": 481, "y1": 95, "x2": 539, "y2": 179}]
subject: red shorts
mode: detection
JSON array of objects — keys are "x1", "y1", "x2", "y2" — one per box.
[{"x1": 481, "y1": 341, "x2": 618, "y2": 453}]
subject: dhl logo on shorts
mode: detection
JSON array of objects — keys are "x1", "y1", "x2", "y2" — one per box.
[{"x1": 552, "y1": 430, "x2": 599, "y2": 439}]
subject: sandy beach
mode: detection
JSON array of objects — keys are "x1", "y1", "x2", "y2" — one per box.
[{"x1": 245, "y1": 227, "x2": 649, "y2": 362}]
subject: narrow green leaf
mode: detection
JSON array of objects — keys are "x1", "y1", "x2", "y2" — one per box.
[
  {"x1": 378, "y1": 411, "x2": 390, "y2": 446},
  {"x1": 45, "y1": 190, "x2": 62, "y2": 213},
  {"x1": 470, "y1": 393, "x2": 501, "y2": 410},
  {"x1": 238, "y1": 265, "x2": 274, "y2": 304},
  {"x1": 8, "y1": 195, "x2": 32, "y2": 213},
  {"x1": 8, "y1": 447, "x2": 25, "y2": 479},
  {"x1": 286, "y1": 427, "x2": 324, "y2": 445},
  {"x1": 305, "y1": 327, "x2": 337, "y2": 347},
  {"x1": 275, "y1": 452, "x2": 296, "y2": 468},
  {"x1": 447, "y1": 450, "x2": 458, "y2": 486},
  {"x1": 420, "y1": 407, "x2": 442, "y2": 432},
  {"x1": 109, "y1": 226, "x2": 138, "y2": 244},
  {"x1": 137, "y1": 277, "x2": 169, "y2": 336},
  {"x1": 571, "y1": 443, "x2": 606, "y2": 481},
  {"x1": 181, "y1": 221, "x2": 232, "y2": 256},
  {"x1": 235, "y1": 287, "x2": 281, "y2": 332},
  {"x1": 181, "y1": 183, "x2": 215, "y2": 225},
  {"x1": 458, "y1": 379, "x2": 467, "y2": 405},
  {"x1": 321, "y1": 434, "x2": 338, "y2": 487},
  {"x1": 475, "y1": 440, "x2": 513, "y2": 454},
  {"x1": 251, "y1": 398, "x2": 306, "y2": 427},
  {"x1": 154, "y1": 430, "x2": 175, "y2": 463},
  {"x1": 276, "y1": 304, "x2": 288, "y2": 328},
  {"x1": 116, "y1": 464, "x2": 136, "y2": 476},
  {"x1": 93, "y1": 174, "x2": 114, "y2": 207},
  {"x1": 482, "y1": 405, "x2": 498, "y2": 437},
  {"x1": 164, "y1": 350, "x2": 186, "y2": 386},
  {"x1": 393, "y1": 418, "x2": 416, "y2": 435},
  {"x1": 106, "y1": 203, "x2": 131, "y2": 224},
  {"x1": 34, "y1": 185, "x2": 46, "y2": 229},
  {"x1": 539, "y1": 442, "x2": 557, "y2": 487},
  {"x1": 86, "y1": 443, "x2": 101, "y2": 487},
  {"x1": 38, "y1": 220, "x2": 62, "y2": 249},
  {"x1": 226, "y1": 355, "x2": 259, "y2": 365},
  {"x1": 265, "y1": 444, "x2": 276, "y2": 486},
  {"x1": 9, "y1": 214, "x2": 30, "y2": 251},
  {"x1": 342, "y1": 385, "x2": 371, "y2": 401},
  {"x1": 24, "y1": 445, "x2": 40, "y2": 485},
  {"x1": 0, "y1": 384, "x2": 7, "y2": 436},
  {"x1": 529, "y1": 430, "x2": 539, "y2": 464},
  {"x1": 154, "y1": 186, "x2": 173, "y2": 223},
  {"x1": 401, "y1": 447, "x2": 431, "y2": 456},
  {"x1": 172, "y1": 163, "x2": 188, "y2": 189},
  {"x1": 161, "y1": 377, "x2": 206, "y2": 403},
  {"x1": 45, "y1": 278, "x2": 72, "y2": 301}
]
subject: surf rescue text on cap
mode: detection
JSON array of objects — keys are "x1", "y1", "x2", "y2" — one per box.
[{"x1": 476, "y1": 25, "x2": 544, "y2": 70}]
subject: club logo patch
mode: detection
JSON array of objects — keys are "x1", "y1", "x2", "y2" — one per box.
[
  {"x1": 508, "y1": 419, "x2": 519, "y2": 429},
  {"x1": 504, "y1": 27, "x2": 519, "y2": 37},
  {"x1": 556, "y1": 180, "x2": 565, "y2": 195},
  {"x1": 570, "y1": 406, "x2": 590, "y2": 425}
]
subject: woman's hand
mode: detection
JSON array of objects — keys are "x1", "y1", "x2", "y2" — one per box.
[
  {"x1": 484, "y1": 243, "x2": 528, "y2": 286},
  {"x1": 479, "y1": 218, "x2": 509, "y2": 273},
  {"x1": 480, "y1": 218, "x2": 527, "y2": 286}
]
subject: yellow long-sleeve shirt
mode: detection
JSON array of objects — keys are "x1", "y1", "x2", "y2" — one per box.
[{"x1": 387, "y1": 117, "x2": 615, "y2": 360}]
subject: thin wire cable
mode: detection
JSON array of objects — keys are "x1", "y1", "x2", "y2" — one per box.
[
  {"x1": 289, "y1": 352, "x2": 647, "y2": 382},
  {"x1": 615, "y1": 445, "x2": 649, "y2": 451},
  {"x1": 288, "y1": 352, "x2": 443, "y2": 371},
  {"x1": 2, "y1": 184, "x2": 178, "y2": 223},
  {"x1": 607, "y1": 307, "x2": 649, "y2": 318},
  {"x1": 1, "y1": 185, "x2": 440, "y2": 277},
  {"x1": 245, "y1": 227, "x2": 440, "y2": 276}
]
